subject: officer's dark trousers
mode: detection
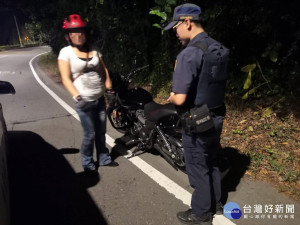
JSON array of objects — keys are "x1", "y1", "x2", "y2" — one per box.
[{"x1": 182, "y1": 115, "x2": 223, "y2": 218}]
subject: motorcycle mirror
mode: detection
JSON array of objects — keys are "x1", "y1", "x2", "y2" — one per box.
[{"x1": 0, "y1": 81, "x2": 16, "y2": 95}]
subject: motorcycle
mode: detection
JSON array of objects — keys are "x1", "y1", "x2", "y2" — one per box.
[{"x1": 107, "y1": 66, "x2": 185, "y2": 170}]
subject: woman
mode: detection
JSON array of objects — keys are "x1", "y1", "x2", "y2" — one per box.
[{"x1": 58, "y1": 14, "x2": 118, "y2": 175}]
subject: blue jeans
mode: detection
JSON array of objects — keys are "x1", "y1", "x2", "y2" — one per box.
[
  {"x1": 182, "y1": 116, "x2": 223, "y2": 218},
  {"x1": 76, "y1": 97, "x2": 112, "y2": 170}
]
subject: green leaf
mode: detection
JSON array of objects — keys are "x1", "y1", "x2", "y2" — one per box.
[
  {"x1": 164, "y1": 5, "x2": 172, "y2": 13},
  {"x1": 149, "y1": 9, "x2": 167, "y2": 20},
  {"x1": 242, "y1": 92, "x2": 249, "y2": 100},
  {"x1": 241, "y1": 64, "x2": 256, "y2": 73},
  {"x1": 243, "y1": 71, "x2": 252, "y2": 89},
  {"x1": 261, "y1": 52, "x2": 268, "y2": 58},
  {"x1": 167, "y1": 0, "x2": 177, "y2": 5},
  {"x1": 242, "y1": 87, "x2": 255, "y2": 100},
  {"x1": 233, "y1": 129, "x2": 243, "y2": 135},
  {"x1": 152, "y1": 24, "x2": 162, "y2": 28},
  {"x1": 262, "y1": 107, "x2": 273, "y2": 117},
  {"x1": 269, "y1": 50, "x2": 278, "y2": 62},
  {"x1": 249, "y1": 87, "x2": 255, "y2": 94}
]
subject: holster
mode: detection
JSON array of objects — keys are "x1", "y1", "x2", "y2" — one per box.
[{"x1": 181, "y1": 104, "x2": 214, "y2": 135}]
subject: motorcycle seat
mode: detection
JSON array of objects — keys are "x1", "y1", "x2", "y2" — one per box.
[{"x1": 144, "y1": 102, "x2": 177, "y2": 122}]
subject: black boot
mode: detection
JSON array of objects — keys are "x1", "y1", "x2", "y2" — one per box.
[
  {"x1": 177, "y1": 209, "x2": 212, "y2": 225},
  {"x1": 215, "y1": 202, "x2": 224, "y2": 215}
]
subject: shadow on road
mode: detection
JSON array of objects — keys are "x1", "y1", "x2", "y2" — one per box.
[
  {"x1": 218, "y1": 147, "x2": 251, "y2": 204},
  {"x1": 112, "y1": 135, "x2": 251, "y2": 205},
  {"x1": 112, "y1": 135, "x2": 159, "y2": 157},
  {"x1": 7, "y1": 131, "x2": 108, "y2": 225}
]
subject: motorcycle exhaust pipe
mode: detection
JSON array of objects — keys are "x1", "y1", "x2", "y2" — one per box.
[
  {"x1": 125, "y1": 139, "x2": 140, "y2": 147},
  {"x1": 154, "y1": 144, "x2": 178, "y2": 171}
]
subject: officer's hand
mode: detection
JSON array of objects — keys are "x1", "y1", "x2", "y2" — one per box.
[{"x1": 167, "y1": 92, "x2": 175, "y2": 103}]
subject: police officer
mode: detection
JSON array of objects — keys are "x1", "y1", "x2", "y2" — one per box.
[{"x1": 166, "y1": 3, "x2": 229, "y2": 225}]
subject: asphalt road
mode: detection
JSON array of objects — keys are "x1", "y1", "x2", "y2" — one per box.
[{"x1": 0, "y1": 46, "x2": 298, "y2": 225}]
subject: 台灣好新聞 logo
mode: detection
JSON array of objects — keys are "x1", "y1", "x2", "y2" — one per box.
[{"x1": 223, "y1": 202, "x2": 242, "y2": 219}]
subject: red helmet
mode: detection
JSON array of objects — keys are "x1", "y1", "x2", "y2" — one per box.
[{"x1": 62, "y1": 14, "x2": 87, "y2": 30}]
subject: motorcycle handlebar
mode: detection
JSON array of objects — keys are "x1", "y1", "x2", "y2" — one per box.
[{"x1": 126, "y1": 65, "x2": 149, "y2": 79}]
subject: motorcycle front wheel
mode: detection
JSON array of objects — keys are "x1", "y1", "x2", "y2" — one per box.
[{"x1": 107, "y1": 106, "x2": 132, "y2": 134}]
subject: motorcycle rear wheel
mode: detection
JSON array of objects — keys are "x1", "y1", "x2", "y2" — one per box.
[{"x1": 156, "y1": 134, "x2": 185, "y2": 169}]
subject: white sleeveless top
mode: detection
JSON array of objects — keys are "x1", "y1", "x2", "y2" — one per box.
[{"x1": 58, "y1": 45, "x2": 105, "y2": 101}]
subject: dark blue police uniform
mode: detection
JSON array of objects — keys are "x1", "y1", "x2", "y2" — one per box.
[{"x1": 172, "y1": 32, "x2": 225, "y2": 218}]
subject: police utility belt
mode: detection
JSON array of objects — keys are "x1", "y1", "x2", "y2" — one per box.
[{"x1": 181, "y1": 104, "x2": 214, "y2": 135}]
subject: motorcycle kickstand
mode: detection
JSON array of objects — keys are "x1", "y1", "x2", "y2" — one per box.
[{"x1": 125, "y1": 143, "x2": 145, "y2": 159}]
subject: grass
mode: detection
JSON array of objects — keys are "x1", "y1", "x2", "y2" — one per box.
[
  {"x1": 0, "y1": 43, "x2": 41, "y2": 51},
  {"x1": 38, "y1": 52, "x2": 61, "y2": 82},
  {"x1": 0, "y1": 44, "x2": 22, "y2": 51}
]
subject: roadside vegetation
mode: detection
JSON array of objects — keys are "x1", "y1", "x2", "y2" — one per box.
[
  {"x1": 4, "y1": 0, "x2": 299, "y2": 200},
  {"x1": 0, "y1": 43, "x2": 40, "y2": 51},
  {"x1": 38, "y1": 52, "x2": 61, "y2": 83},
  {"x1": 0, "y1": 44, "x2": 20, "y2": 51},
  {"x1": 222, "y1": 95, "x2": 299, "y2": 200}
]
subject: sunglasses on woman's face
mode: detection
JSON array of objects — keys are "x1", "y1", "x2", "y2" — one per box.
[{"x1": 69, "y1": 28, "x2": 86, "y2": 34}]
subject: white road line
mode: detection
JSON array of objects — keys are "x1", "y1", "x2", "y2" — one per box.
[
  {"x1": 29, "y1": 52, "x2": 79, "y2": 121},
  {"x1": 129, "y1": 156, "x2": 191, "y2": 205},
  {"x1": 29, "y1": 51, "x2": 235, "y2": 225}
]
